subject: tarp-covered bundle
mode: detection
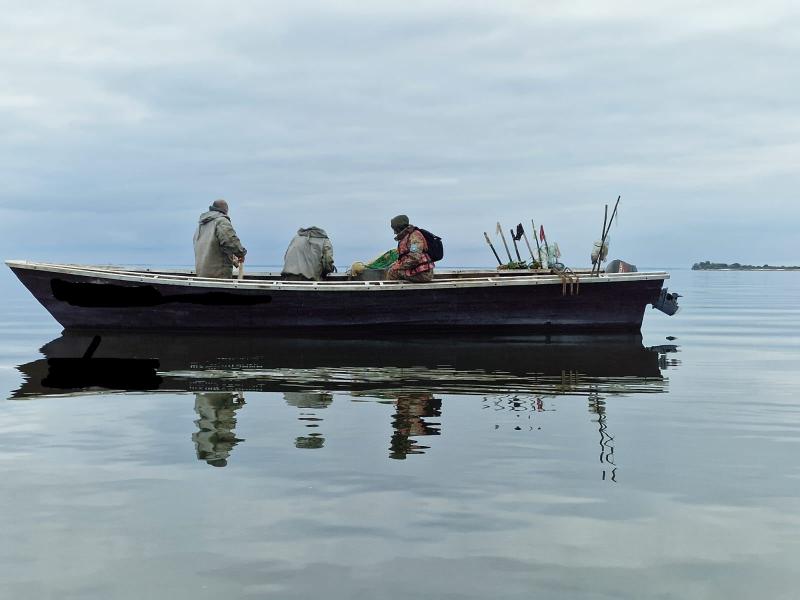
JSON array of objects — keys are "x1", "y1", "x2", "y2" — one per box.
[{"x1": 366, "y1": 250, "x2": 398, "y2": 269}]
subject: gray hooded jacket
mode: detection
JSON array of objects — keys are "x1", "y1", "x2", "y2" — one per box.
[
  {"x1": 282, "y1": 227, "x2": 334, "y2": 281},
  {"x1": 193, "y1": 208, "x2": 247, "y2": 278}
]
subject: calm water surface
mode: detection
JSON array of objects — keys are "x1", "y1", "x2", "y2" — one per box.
[{"x1": 1, "y1": 268, "x2": 798, "y2": 599}]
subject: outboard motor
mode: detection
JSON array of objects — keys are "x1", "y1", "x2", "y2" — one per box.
[{"x1": 652, "y1": 288, "x2": 681, "y2": 316}]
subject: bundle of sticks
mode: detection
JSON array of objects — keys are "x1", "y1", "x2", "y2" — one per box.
[
  {"x1": 591, "y1": 196, "x2": 621, "y2": 275},
  {"x1": 483, "y1": 220, "x2": 554, "y2": 270}
]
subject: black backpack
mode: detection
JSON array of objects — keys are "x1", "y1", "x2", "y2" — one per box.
[{"x1": 417, "y1": 228, "x2": 444, "y2": 262}]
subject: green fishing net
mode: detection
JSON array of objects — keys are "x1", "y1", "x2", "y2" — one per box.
[
  {"x1": 498, "y1": 261, "x2": 537, "y2": 270},
  {"x1": 365, "y1": 249, "x2": 398, "y2": 269}
]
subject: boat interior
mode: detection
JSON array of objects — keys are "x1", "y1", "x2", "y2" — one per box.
[{"x1": 135, "y1": 267, "x2": 597, "y2": 282}]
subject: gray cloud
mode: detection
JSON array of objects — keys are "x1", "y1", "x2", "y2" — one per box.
[{"x1": 2, "y1": 1, "x2": 799, "y2": 267}]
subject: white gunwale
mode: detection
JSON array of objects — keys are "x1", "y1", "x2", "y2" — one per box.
[{"x1": 5, "y1": 260, "x2": 669, "y2": 292}]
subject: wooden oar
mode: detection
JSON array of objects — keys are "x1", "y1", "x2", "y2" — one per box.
[
  {"x1": 518, "y1": 223, "x2": 537, "y2": 264},
  {"x1": 83, "y1": 335, "x2": 102, "y2": 359},
  {"x1": 496, "y1": 222, "x2": 513, "y2": 263},
  {"x1": 484, "y1": 232, "x2": 502, "y2": 265}
]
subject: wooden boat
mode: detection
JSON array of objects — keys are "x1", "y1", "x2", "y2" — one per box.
[{"x1": 5, "y1": 260, "x2": 679, "y2": 332}]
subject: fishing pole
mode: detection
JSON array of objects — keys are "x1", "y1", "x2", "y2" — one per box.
[
  {"x1": 496, "y1": 222, "x2": 513, "y2": 263},
  {"x1": 595, "y1": 196, "x2": 620, "y2": 275},
  {"x1": 593, "y1": 204, "x2": 608, "y2": 275},
  {"x1": 510, "y1": 228, "x2": 522, "y2": 262},
  {"x1": 483, "y1": 232, "x2": 502, "y2": 265},
  {"x1": 605, "y1": 195, "x2": 621, "y2": 236},
  {"x1": 539, "y1": 224, "x2": 552, "y2": 268},
  {"x1": 517, "y1": 223, "x2": 537, "y2": 265},
  {"x1": 530, "y1": 220, "x2": 542, "y2": 263}
]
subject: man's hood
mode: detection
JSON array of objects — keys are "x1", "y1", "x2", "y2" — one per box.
[
  {"x1": 198, "y1": 210, "x2": 229, "y2": 225},
  {"x1": 297, "y1": 226, "x2": 328, "y2": 238}
]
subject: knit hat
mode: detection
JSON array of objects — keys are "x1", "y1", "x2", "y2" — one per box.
[{"x1": 391, "y1": 214, "x2": 409, "y2": 233}]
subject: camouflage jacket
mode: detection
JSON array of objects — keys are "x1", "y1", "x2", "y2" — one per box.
[{"x1": 393, "y1": 226, "x2": 434, "y2": 275}]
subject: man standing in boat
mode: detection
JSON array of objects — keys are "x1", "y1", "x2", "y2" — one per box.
[
  {"x1": 193, "y1": 199, "x2": 247, "y2": 278},
  {"x1": 386, "y1": 215, "x2": 435, "y2": 283},
  {"x1": 281, "y1": 226, "x2": 335, "y2": 281}
]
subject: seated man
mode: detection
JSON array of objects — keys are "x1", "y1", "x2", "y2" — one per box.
[
  {"x1": 193, "y1": 199, "x2": 247, "y2": 278},
  {"x1": 282, "y1": 226, "x2": 335, "y2": 281},
  {"x1": 386, "y1": 215, "x2": 434, "y2": 283}
]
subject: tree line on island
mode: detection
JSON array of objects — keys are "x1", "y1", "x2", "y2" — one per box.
[{"x1": 692, "y1": 261, "x2": 800, "y2": 271}]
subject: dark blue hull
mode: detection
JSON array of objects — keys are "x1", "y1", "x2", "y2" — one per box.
[{"x1": 9, "y1": 263, "x2": 667, "y2": 333}]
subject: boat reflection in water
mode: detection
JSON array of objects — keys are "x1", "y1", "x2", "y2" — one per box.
[{"x1": 12, "y1": 332, "x2": 678, "y2": 467}]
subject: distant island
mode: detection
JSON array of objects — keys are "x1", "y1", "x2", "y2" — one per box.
[{"x1": 692, "y1": 261, "x2": 800, "y2": 271}]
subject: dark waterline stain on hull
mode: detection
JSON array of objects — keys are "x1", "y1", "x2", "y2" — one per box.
[{"x1": 51, "y1": 278, "x2": 273, "y2": 307}]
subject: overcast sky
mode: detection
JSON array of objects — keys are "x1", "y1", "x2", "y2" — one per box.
[{"x1": 1, "y1": 0, "x2": 798, "y2": 269}]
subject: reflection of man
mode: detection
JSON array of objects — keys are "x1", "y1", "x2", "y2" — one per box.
[
  {"x1": 284, "y1": 391, "x2": 332, "y2": 449},
  {"x1": 192, "y1": 392, "x2": 246, "y2": 467},
  {"x1": 389, "y1": 393, "x2": 441, "y2": 460}
]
